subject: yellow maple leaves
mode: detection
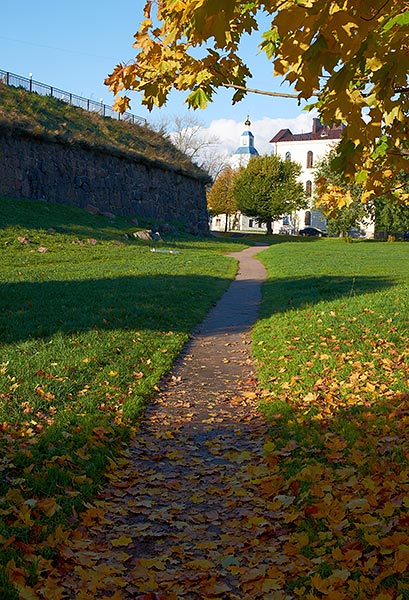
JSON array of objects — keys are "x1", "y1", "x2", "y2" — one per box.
[
  {"x1": 105, "y1": 0, "x2": 409, "y2": 209},
  {"x1": 110, "y1": 535, "x2": 133, "y2": 547}
]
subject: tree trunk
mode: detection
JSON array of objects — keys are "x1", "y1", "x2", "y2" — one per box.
[
  {"x1": 266, "y1": 220, "x2": 273, "y2": 235},
  {"x1": 224, "y1": 214, "x2": 228, "y2": 232}
]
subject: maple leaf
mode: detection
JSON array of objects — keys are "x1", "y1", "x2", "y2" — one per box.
[
  {"x1": 37, "y1": 498, "x2": 61, "y2": 517},
  {"x1": 15, "y1": 586, "x2": 39, "y2": 600},
  {"x1": 394, "y1": 545, "x2": 409, "y2": 573},
  {"x1": 110, "y1": 536, "x2": 133, "y2": 547},
  {"x1": 186, "y1": 558, "x2": 215, "y2": 570}
]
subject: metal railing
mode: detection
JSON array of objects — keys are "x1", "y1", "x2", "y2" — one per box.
[{"x1": 0, "y1": 69, "x2": 147, "y2": 126}]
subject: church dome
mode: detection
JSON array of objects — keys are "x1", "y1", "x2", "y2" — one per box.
[{"x1": 232, "y1": 116, "x2": 259, "y2": 160}]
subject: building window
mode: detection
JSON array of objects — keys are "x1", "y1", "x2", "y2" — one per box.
[
  {"x1": 249, "y1": 219, "x2": 254, "y2": 228},
  {"x1": 282, "y1": 214, "x2": 290, "y2": 225},
  {"x1": 307, "y1": 150, "x2": 313, "y2": 168},
  {"x1": 306, "y1": 180, "x2": 312, "y2": 197},
  {"x1": 305, "y1": 211, "x2": 311, "y2": 226},
  {"x1": 285, "y1": 151, "x2": 291, "y2": 161}
]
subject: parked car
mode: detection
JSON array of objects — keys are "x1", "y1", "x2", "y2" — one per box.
[
  {"x1": 349, "y1": 227, "x2": 366, "y2": 238},
  {"x1": 298, "y1": 227, "x2": 327, "y2": 237}
]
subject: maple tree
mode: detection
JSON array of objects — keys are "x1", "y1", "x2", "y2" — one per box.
[
  {"x1": 314, "y1": 147, "x2": 368, "y2": 236},
  {"x1": 105, "y1": 0, "x2": 409, "y2": 209},
  {"x1": 232, "y1": 154, "x2": 305, "y2": 233}
]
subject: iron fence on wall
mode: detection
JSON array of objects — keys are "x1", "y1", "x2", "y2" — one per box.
[{"x1": 0, "y1": 69, "x2": 147, "y2": 126}]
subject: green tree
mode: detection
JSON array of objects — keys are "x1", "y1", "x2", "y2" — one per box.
[
  {"x1": 207, "y1": 166, "x2": 238, "y2": 232},
  {"x1": 315, "y1": 149, "x2": 409, "y2": 237},
  {"x1": 105, "y1": 0, "x2": 409, "y2": 210},
  {"x1": 232, "y1": 155, "x2": 305, "y2": 235},
  {"x1": 314, "y1": 148, "x2": 368, "y2": 237},
  {"x1": 374, "y1": 173, "x2": 409, "y2": 237}
]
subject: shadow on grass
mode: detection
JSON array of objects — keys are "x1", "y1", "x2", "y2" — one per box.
[
  {"x1": 0, "y1": 274, "x2": 231, "y2": 345},
  {"x1": 0, "y1": 198, "x2": 135, "y2": 239},
  {"x1": 0, "y1": 274, "x2": 395, "y2": 345},
  {"x1": 0, "y1": 199, "x2": 246, "y2": 250},
  {"x1": 259, "y1": 274, "x2": 394, "y2": 316}
]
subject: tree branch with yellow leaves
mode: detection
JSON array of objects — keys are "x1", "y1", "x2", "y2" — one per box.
[{"x1": 105, "y1": 0, "x2": 409, "y2": 209}]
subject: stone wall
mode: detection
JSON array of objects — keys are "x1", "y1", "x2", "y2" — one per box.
[{"x1": 0, "y1": 127, "x2": 209, "y2": 234}]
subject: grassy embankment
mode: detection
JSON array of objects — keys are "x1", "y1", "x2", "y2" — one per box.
[{"x1": 0, "y1": 83, "x2": 207, "y2": 180}]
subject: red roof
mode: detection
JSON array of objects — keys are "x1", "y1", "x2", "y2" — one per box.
[{"x1": 269, "y1": 119, "x2": 345, "y2": 143}]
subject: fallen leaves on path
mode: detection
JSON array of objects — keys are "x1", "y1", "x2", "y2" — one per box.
[
  {"x1": 14, "y1": 383, "x2": 407, "y2": 600},
  {"x1": 2, "y1": 323, "x2": 408, "y2": 599}
]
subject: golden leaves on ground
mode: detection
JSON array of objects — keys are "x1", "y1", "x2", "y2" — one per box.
[
  {"x1": 23, "y1": 382, "x2": 408, "y2": 599},
  {"x1": 0, "y1": 418, "x2": 127, "y2": 598},
  {"x1": 2, "y1": 311, "x2": 407, "y2": 598}
]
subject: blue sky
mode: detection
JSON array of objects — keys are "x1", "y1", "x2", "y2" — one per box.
[{"x1": 1, "y1": 1, "x2": 315, "y2": 155}]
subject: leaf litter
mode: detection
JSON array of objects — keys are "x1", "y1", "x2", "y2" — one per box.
[
  {"x1": 2, "y1": 247, "x2": 408, "y2": 599},
  {"x1": 17, "y1": 323, "x2": 407, "y2": 600}
]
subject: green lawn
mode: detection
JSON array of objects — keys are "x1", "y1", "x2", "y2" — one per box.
[
  {"x1": 252, "y1": 238, "x2": 409, "y2": 599},
  {"x1": 253, "y1": 238, "x2": 408, "y2": 411},
  {"x1": 1, "y1": 198, "x2": 408, "y2": 598},
  {"x1": 0, "y1": 198, "x2": 245, "y2": 596}
]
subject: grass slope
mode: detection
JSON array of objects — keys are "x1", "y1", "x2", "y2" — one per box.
[{"x1": 0, "y1": 84, "x2": 207, "y2": 179}]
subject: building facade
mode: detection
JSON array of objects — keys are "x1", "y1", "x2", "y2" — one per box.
[
  {"x1": 268, "y1": 118, "x2": 344, "y2": 233},
  {"x1": 210, "y1": 117, "x2": 375, "y2": 236}
]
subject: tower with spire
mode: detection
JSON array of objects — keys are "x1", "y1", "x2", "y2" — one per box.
[{"x1": 229, "y1": 116, "x2": 259, "y2": 169}]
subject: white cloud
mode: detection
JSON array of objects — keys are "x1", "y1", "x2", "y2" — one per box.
[
  {"x1": 205, "y1": 112, "x2": 317, "y2": 157},
  {"x1": 162, "y1": 110, "x2": 319, "y2": 177}
]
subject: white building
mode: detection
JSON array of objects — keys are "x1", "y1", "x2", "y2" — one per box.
[
  {"x1": 210, "y1": 117, "x2": 375, "y2": 236},
  {"x1": 269, "y1": 118, "x2": 344, "y2": 233},
  {"x1": 270, "y1": 118, "x2": 375, "y2": 237}
]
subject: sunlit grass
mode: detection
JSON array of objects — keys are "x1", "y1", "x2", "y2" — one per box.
[
  {"x1": 253, "y1": 239, "x2": 408, "y2": 417},
  {"x1": 1, "y1": 199, "x2": 245, "y2": 428},
  {"x1": 253, "y1": 238, "x2": 408, "y2": 598},
  {"x1": 0, "y1": 197, "x2": 246, "y2": 596}
]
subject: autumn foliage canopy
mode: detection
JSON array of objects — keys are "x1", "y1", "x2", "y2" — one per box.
[{"x1": 105, "y1": 0, "x2": 409, "y2": 209}]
